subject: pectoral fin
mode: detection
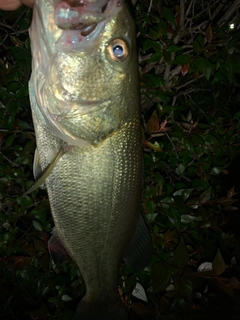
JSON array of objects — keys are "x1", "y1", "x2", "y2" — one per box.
[
  {"x1": 33, "y1": 147, "x2": 42, "y2": 180},
  {"x1": 123, "y1": 214, "x2": 152, "y2": 272},
  {"x1": 24, "y1": 143, "x2": 71, "y2": 195},
  {"x1": 48, "y1": 228, "x2": 70, "y2": 264}
]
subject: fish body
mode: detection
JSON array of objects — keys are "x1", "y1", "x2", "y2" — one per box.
[{"x1": 29, "y1": 0, "x2": 151, "y2": 319}]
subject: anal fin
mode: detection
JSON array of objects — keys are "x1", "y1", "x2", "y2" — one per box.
[
  {"x1": 48, "y1": 228, "x2": 70, "y2": 264},
  {"x1": 123, "y1": 214, "x2": 152, "y2": 272}
]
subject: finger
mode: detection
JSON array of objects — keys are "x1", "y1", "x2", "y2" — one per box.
[
  {"x1": 22, "y1": 0, "x2": 33, "y2": 7},
  {"x1": 0, "y1": 0, "x2": 33, "y2": 10},
  {"x1": 0, "y1": 0, "x2": 22, "y2": 10}
]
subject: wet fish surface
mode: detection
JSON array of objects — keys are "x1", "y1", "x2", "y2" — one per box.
[{"x1": 28, "y1": 0, "x2": 152, "y2": 319}]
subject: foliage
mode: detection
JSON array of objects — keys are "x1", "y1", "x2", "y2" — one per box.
[
  {"x1": 0, "y1": 1, "x2": 240, "y2": 319},
  {"x1": 135, "y1": 0, "x2": 240, "y2": 318}
]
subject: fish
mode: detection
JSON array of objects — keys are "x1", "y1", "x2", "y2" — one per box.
[{"x1": 28, "y1": 0, "x2": 152, "y2": 319}]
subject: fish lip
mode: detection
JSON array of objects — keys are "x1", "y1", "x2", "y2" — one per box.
[
  {"x1": 54, "y1": 0, "x2": 115, "y2": 30},
  {"x1": 52, "y1": 0, "x2": 123, "y2": 52}
]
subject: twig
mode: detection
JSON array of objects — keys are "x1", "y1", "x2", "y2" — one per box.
[
  {"x1": 1, "y1": 153, "x2": 19, "y2": 167},
  {"x1": 147, "y1": 0, "x2": 153, "y2": 13},
  {"x1": 176, "y1": 74, "x2": 205, "y2": 91},
  {"x1": 165, "y1": 131, "x2": 179, "y2": 157}
]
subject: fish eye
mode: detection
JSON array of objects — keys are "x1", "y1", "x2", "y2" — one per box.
[{"x1": 107, "y1": 39, "x2": 129, "y2": 62}]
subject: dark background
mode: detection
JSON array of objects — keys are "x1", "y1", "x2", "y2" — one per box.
[{"x1": 0, "y1": 1, "x2": 240, "y2": 319}]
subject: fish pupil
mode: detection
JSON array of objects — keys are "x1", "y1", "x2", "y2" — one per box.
[{"x1": 113, "y1": 45, "x2": 124, "y2": 57}]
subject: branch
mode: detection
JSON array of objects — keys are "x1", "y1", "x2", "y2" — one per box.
[
  {"x1": 169, "y1": 65, "x2": 182, "y2": 80},
  {"x1": 218, "y1": 0, "x2": 240, "y2": 25},
  {"x1": 179, "y1": 0, "x2": 185, "y2": 31},
  {"x1": 211, "y1": 0, "x2": 227, "y2": 21},
  {"x1": 164, "y1": 64, "x2": 171, "y2": 86},
  {"x1": 185, "y1": 0, "x2": 194, "y2": 18}
]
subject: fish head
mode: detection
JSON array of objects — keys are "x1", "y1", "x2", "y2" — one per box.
[{"x1": 30, "y1": 0, "x2": 139, "y2": 146}]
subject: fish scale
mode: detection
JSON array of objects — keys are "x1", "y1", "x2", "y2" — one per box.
[
  {"x1": 29, "y1": 1, "x2": 152, "y2": 318},
  {"x1": 31, "y1": 82, "x2": 142, "y2": 293}
]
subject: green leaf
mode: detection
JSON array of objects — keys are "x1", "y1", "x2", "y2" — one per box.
[
  {"x1": 151, "y1": 41, "x2": 163, "y2": 52},
  {"x1": 212, "y1": 71, "x2": 226, "y2": 83},
  {"x1": 212, "y1": 249, "x2": 226, "y2": 276},
  {"x1": 32, "y1": 220, "x2": 43, "y2": 231},
  {"x1": 25, "y1": 37, "x2": 31, "y2": 50},
  {"x1": 166, "y1": 45, "x2": 182, "y2": 52},
  {"x1": 162, "y1": 6, "x2": 176, "y2": 25},
  {"x1": 173, "y1": 195, "x2": 185, "y2": 206},
  {"x1": 226, "y1": 54, "x2": 240, "y2": 74},
  {"x1": 156, "y1": 19, "x2": 167, "y2": 36},
  {"x1": 211, "y1": 167, "x2": 222, "y2": 175},
  {"x1": 199, "y1": 187, "x2": 211, "y2": 204},
  {"x1": 176, "y1": 278, "x2": 192, "y2": 302},
  {"x1": 17, "y1": 119, "x2": 32, "y2": 130},
  {"x1": 171, "y1": 237, "x2": 189, "y2": 270},
  {"x1": 217, "y1": 278, "x2": 234, "y2": 298},
  {"x1": 173, "y1": 54, "x2": 189, "y2": 65},
  {"x1": 16, "y1": 195, "x2": 33, "y2": 207},
  {"x1": 183, "y1": 139, "x2": 194, "y2": 153},
  {"x1": 167, "y1": 208, "x2": 181, "y2": 229},
  {"x1": 145, "y1": 201, "x2": 156, "y2": 214},
  {"x1": 173, "y1": 188, "x2": 194, "y2": 201},
  {"x1": 61, "y1": 294, "x2": 72, "y2": 302},
  {"x1": 193, "y1": 34, "x2": 204, "y2": 52},
  {"x1": 5, "y1": 135, "x2": 15, "y2": 147},
  {"x1": 142, "y1": 74, "x2": 165, "y2": 87},
  {"x1": 194, "y1": 57, "x2": 212, "y2": 80},
  {"x1": 175, "y1": 163, "x2": 186, "y2": 175},
  {"x1": 30, "y1": 208, "x2": 47, "y2": 223},
  {"x1": 48, "y1": 296, "x2": 59, "y2": 304},
  {"x1": 149, "y1": 28, "x2": 159, "y2": 39},
  {"x1": 204, "y1": 134, "x2": 218, "y2": 145},
  {"x1": 163, "y1": 51, "x2": 172, "y2": 64},
  {"x1": 190, "y1": 134, "x2": 205, "y2": 146},
  {"x1": 143, "y1": 39, "x2": 162, "y2": 51},
  {"x1": 181, "y1": 214, "x2": 198, "y2": 224},
  {"x1": 151, "y1": 262, "x2": 172, "y2": 292},
  {"x1": 148, "y1": 52, "x2": 162, "y2": 62},
  {"x1": 233, "y1": 111, "x2": 240, "y2": 120},
  {"x1": 143, "y1": 39, "x2": 152, "y2": 51},
  {"x1": 156, "y1": 91, "x2": 168, "y2": 105},
  {"x1": 124, "y1": 273, "x2": 136, "y2": 293}
]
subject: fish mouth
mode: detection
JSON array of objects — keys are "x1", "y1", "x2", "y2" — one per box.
[{"x1": 53, "y1": 0, "x2": 122, "y2": 50}]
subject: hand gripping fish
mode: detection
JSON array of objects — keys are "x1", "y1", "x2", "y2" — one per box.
[{"x1": 28, "y1": 0, "x2": 152, "y2": 319}]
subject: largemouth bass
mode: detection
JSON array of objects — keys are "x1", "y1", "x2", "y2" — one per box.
[{"x1": 28, "y1": 0, "x2": 152, "y2": 319}]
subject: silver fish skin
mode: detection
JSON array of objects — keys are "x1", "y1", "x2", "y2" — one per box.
[{"x1": 28, "y1": 0, "x2": 151, "y2": 319}]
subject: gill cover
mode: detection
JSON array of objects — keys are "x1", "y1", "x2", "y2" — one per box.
[{"x1": 29, "y1": 0, "x2": 123, "y2": 147}]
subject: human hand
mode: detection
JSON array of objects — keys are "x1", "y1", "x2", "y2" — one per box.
[{"x1": 0, "y1": 0, "x2": 33, "y2": 10}]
